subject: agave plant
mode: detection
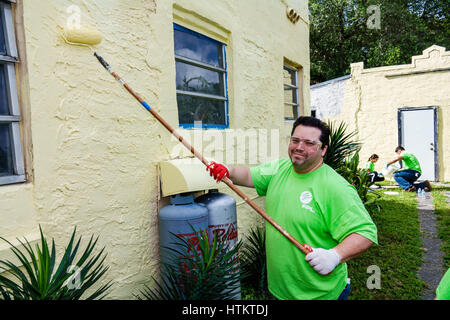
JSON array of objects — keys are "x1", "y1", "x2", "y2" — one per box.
[
  {"x1": 336, "y1": 151, "x2": 372, "y2": 202},
  {"x1": 136, "y1": 227, "x2": 241, "y2": 300},
  {"x1": 323, "y1": 120, "x2": 361, "y2": 170},
  {"x1": 0, "y1": 225, "x2": 112, "y2": 300},
  {"x1": 239, "y1": 226, "x2": 269, "y2": 299},
  {"x1": 323, "y1": 122, "x2": 382, "y2": 212}
]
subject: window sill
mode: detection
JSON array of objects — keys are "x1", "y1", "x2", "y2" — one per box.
[
  {"x1": 179, "y1": 124, "x2": 229, "y2": 130},
  {"x1": 0, "y1": 174, "x2": 26, "y2": 186}
]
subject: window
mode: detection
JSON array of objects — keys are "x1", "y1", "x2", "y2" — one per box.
[
  {"x1": 0, "y1": 0, "x2": 25, "y2": 185},
  {"x1": 173, "y1": 24, "x2": 228, "y2": 129},
  {"x1": 283, "y1": 65, "x2": 300, "y2": 121}
]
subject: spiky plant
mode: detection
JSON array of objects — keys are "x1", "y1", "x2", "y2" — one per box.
[
  {"x1": 0, "y1": 226, "x2": 112, "y2": 300},
  {"x1": 337, "y1": 151, "x2": 372, "y2": 202},
  {"x1": 239, "y1": 226, "x2": 269, "y2": 299},
  {"x1": 323, "y1": 120, "x2": 361, "y2": 170},
  {"x1": 136, "y1": 228, "x2": 241, "y2": 300}
]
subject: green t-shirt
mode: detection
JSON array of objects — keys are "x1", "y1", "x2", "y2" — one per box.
[
  {"x1": 365, "y1": 161, "x2": 375, "y2": 172},
  {"x1": 436, "y1": 268, "x2": 450, "y2": 300},
  {"x1": 400, "y1": 151, "x2": 422, "y2": 173},
  {"x1": 250, "y1": 158, "x2": 378, "y2": 300}
]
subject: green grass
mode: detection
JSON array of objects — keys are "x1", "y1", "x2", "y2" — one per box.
[
  {"x1": 241, "y1": 286, "x2": 266, "y2": 300},
  {"x1": 431, "y1": 186, "x2": 450, "y2": 268},
  {"x1": 347, "y1": 188, "x2": 424, "y2": 299}
]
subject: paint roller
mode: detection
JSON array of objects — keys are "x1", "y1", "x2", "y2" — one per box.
[
  {"x1": 63, "y1": 27, "x2": 103, "y2": 46},
  {"x1": 62, "y1": 27, "x2": 311, "y2": 255}
]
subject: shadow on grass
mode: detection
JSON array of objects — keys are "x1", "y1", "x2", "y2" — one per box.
[{"x1": 431, "y1": 186, "x2": 450, "y2": 269}]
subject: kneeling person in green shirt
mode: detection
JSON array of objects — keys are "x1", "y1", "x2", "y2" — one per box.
[
  {"x1": 207, "y1": 116, "x2": 378, "y2": 300},
  {"x1": 386, "y1": 146, "x2": 432, "y2": 192}
]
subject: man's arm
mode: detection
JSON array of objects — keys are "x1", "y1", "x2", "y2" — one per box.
[
  {"x1": 229, "y1": 166, "x2": 254, "y2": 188},
  {"x1": 387, "y1": 156, "x2": 403, "y2": 166},
  {"x1": 333, "y1": 233, "x2": 373, "y2": 263},
  {"x1": 305, "y1": 233, "x2": 374, "y2": 275},
  {"x1": 207, "y1": 162, "x2": 254, "y2": 188}
]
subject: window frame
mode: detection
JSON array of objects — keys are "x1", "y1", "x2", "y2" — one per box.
[
  {"x1": 173, "y1": 23, "x2": 229, "y2": 130},
  {"x1": 283, "y1": 65, "x2": 300, "y2": 121},
  {"x1": 0, "y1": 0, "x2": 25, "y2": 185}
]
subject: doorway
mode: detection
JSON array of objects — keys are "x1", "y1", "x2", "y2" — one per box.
[{"x1": 397, "y1": 106, "x2": 438, "y2": 181}]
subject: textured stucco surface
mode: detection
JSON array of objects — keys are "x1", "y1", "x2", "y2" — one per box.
[
  {"x1": 310, "y1": 75, "x2": 349, "y2": 119},
  {"x1": 311, "y1": 45, "x2": 450, "y2": 181},
  {"x1": 0, "y1": 0, "x2": 309, "y2": 299}
]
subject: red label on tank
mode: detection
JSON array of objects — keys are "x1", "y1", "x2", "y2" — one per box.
[
  {"x1": 227, "y1": 223, "x2": 238, "y2": 241},
  {"x1": 177, "y1": 232, "x2": 202, "y2": 254},
  {"x1": 209, "y1": 222, "x2": 238, "y2": 242}
]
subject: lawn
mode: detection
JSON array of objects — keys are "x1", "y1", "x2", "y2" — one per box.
[
  {"x1": 347, "y1": 186, "x2": 424, "y2": 299},
  {"x1": 431, "y1": 185, "x2": 450, "y2": 268}
]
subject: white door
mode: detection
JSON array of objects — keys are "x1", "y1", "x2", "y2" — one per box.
[{"x1": 399, "y1": 107, "x2": 437, "y2": 181}]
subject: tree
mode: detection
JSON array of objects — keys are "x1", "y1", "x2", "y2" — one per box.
[{"x1": 309, "y1": 0, "x2": 450, "y2": 84}]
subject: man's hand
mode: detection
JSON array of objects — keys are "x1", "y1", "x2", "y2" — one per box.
[
  {"x1": 206, "y1": 161, "x2": 230, "y2": 182},
  {"x1": 305, "y1": 248, "x2": 341, "y2": 275}
]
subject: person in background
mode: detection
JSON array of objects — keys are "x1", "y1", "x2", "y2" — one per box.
[
  {"x1": 435, "y1": 268, "x2": 450, "y2": 300},
  {"x1": 365, "y1": 154, "x2": 384, "y2": 187},
  {"x1": 386, "y1": 146, "x2": 432, "y2": 192}
]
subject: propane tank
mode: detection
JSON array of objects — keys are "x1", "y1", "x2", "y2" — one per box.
[
  {"x1": 195, "y1": 189, "x2": 241, "y2": 299},
  {"x1": 158, "y1": 193, "x2": 209, "y2": 266}
]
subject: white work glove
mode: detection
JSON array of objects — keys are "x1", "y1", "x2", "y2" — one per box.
[{"x1": 305, "y1": 248, "x2": 341, "y2": 275}]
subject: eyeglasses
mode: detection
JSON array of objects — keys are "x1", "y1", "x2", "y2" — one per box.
[{"x1": 289, "y1": 136, "x2": 322, "y2": 149}]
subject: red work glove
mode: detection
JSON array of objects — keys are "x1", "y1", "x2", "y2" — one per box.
[{"x1": 206, "y1": 161, "x2": 230, "y2": 182}]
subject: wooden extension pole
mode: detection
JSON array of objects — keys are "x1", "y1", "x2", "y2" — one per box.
[{"x1": 93, "y1": 52, "x2": 310, "y2": 255}]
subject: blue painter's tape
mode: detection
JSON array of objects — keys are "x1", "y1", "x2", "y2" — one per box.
[{"x1": 141, "y1": 101, "x2": 151, "y2": 111}]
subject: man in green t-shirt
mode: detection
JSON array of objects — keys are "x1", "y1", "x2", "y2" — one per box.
[
  {"x1": 386, "y1": 146, "x2": 432, "y2": 192},
  {"x1": 435, "y1": 268, "x2": 450, "y2": 300},
  {"x1": 207, "y1": 116, "x2": 378, "y2": 300}
]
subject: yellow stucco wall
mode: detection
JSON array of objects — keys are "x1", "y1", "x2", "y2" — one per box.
[
  {"x1": 0, "y1": 0, "x2": 309, "y2": 299},
  {"x1": 325, "y1": 45, "x2": 450, "y2": 181}
]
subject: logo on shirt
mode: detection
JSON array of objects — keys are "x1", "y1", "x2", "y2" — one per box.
[
  {"x1": 300, "y1": 191, "x2": 312, "y2": 204},
  {"x1": 300, "y1": 191, "x2": 314, "y2": 213}
]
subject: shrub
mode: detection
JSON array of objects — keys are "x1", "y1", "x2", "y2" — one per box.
[
  {"x1": 137, "y1": 228, "x2": 241, "y2": 300},
  {"x1": 0, "y1": 226, "x2": 112, "y2": 300},
  {"x1": 240, "y1": 226, "x2": 269, "y2": 299}
]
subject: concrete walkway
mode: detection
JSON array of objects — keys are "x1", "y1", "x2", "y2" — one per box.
[{"x1": 416, "y1": 191, "x2": 445, "y2": 300}]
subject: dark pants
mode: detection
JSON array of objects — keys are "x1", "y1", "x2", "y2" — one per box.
[
  {"x1": 337, "y1": 283, "x2": 351, "y2": 300},
  {"x1": 393, "y1": 169, "x2": 427, "y2": 190},
  {"x1": 368, "y1": 171, "x2": 385, "y2": 184}
]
